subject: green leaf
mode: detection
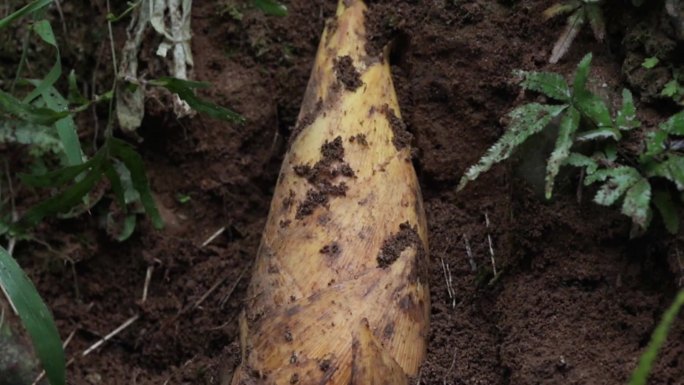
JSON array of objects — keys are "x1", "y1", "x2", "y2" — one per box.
[
  {"x1": 516, "y1": 71, "x2": 571, "y2": 102},
  {"x1": 648, "y1": 155, "x2": 684, "y2": 190},
  {"x1": 19, "y1": 166, "x2": 103, "y2": 228},
  {"x1": 515, "y1": 71, "x2": 570, "y2": 102},
  {"x1": 615, "y1": 89, "x2": 640, "y2": 131},
  {"x1": 20, "y1": 153, "x2": 103, "y2": 188},
  {"x1": 575, "y1": 93, "x2": 616, "y2": 137},
  {"x1": 458, "y1": 103, "x2": 567, "y2": 190},
  {"x1": 621, "y1": 178, "x2": 652, "y2": 228},
  {"x1": 652, "y1": 190, "x2": 680, "y2": 234},
  {"x1": 108, "y1": 139, "x2": 164, "y2": 229},
  {"x1": 628, "y1": 290, "x2": 684, "y2": 385},
  {"x1": 23, "y1": 20, "x2": 61, "y2": 105},
  {"x1": 251, "y1": 0, "x2": 288, "y2": 16},
  {"x1": 604, "y1": 142, "x2": 618, "y2": 162},
  {"x1": 149, "y1": 77, "x2": 245, "y2": 123},
  {"x1": 549, "y1": 10, "x2": 585, "y2": 64},
  {"x1": 0, "y1": 0, "x2": 52, "y2": 29},
  {"x1": 661, "y1": 80, "x2": 681, "y2": 98},
  {"x1": 67, "y1": 70, "x2": 88, "y2": 105},
  {"x1": 642, "y1": 57, "x2": 659, "y2": 69},
  {"x1": 110, "y1": 214, "x2": 137, "y2": 242},
  {"x1": 542, "y1": 1, "x2": 581, "y2": 20},
  {"x1": 564, "y1": 152, "x2": 599, "y2": 174},
  {"x1": 106, "y1": 0, "x2": 141, "y2": 22},
  {"x1": 575, "y1": 127, "x2": 619, "y2": 141},
  {"x1": 642, "y1": 130, "x2": 669, "y2": 160},
  {"x1": 0, "y1": 246, "x2": 65, "y2": 385},
  {"x1": 0, "y1": 90, "x2": 69, "y2": 125},
  {"x1": 103, "y1": 163, "x2": 127, "y2": 208},
  {"x1": 585, "y1": 4, "x2": 605, "y2": 41},
  {"x1": 546, "y1": 107, "x2": 580, "y2": 198},
  {"x1": 659, "y1": 110, "x2": 684, "y2": 135},
  {"x1": 591, "y1": 167, "x2": 641, "y2": 206},
  {"x1": 572, "y1": 53, "x2": 593, "y2": 94}
]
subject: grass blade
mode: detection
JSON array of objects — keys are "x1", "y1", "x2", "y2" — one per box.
[
  {"x1": 20, "y1": 153, "x2": 101, "y2": 188},
  {"x1": 0, "y1": 0, "x2": 52, "y2": 29},
  {"x1": 252, "y1": 0, "x2": 288, "y2": 16},
  {"x1": 0, "y1": 90, "x2": 69, "y2": 125},
  {"x1": 0, "y1": 246, "x2": 65, "y2": 385},
  {"x1": 109, "y1": 139, "x2": 164, "y2": 229},
  {"x1": 22, "y1": 20, "x2": 61, "y2": 104},
  {"x1": 628, "y1": 289, "x2": 684, "y2": 385},
  {"x1": 19, "y1": 166, "x2": 103, "y2": 229},
  {"x1": 149, "y1": 77, "x2": 245, "y2": 123},
  {"x1": 26, "y1": 83, "x2": 84, "y2": 166}
]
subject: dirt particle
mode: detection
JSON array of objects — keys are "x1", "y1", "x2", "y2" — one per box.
[
  {"x1": 320, "y1": 242, "x2": 341, "y2": 256},
  {"x1": 349, "y1": 133, "x2": 368, "y2": 146},
  {"x1": 268, "y1": 264, "x2": 279, "y2": 274},
  {"x1": 319, "y1": 358, "x2": 332, "y2": 372},
  {"x1": 382, "y1": 104, "x2": 413, "y2": 150},
  {"x1": 289, "y1": 373, "x2": 299, "y2": 384},
  {"x1": 321, "y1": 136, "x2": 345, "y2": 161},
  {"x1": 279, "y1": 219, "x2": 291, "y2": 228},
  {"x1": 290, "y1": 352, "x2": 297, "y2": 364},
  {"x1": 377, "y1": 222, "x2": 424, "y2": 268},
  {"x1": 383, "y1": 322, "x2": 395, "y2": 339},
  {"x1": 282, "y1": 189, "x2": 296, "y2": 209},
  {"x1": 334, "y1": 55, "x2": 363, "y2": 91},
  {"x1": 293, "y1": 137, "x2": 354, "y2": 219},
  {"x1": 284, "y1": 330, "x2": 293, "y2": 342}
]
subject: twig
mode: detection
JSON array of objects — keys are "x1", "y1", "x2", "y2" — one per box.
[
  {"x1": 54, "y1": 0, "x2": 68, "y2": 42},
  {"x1": 201, "y1": 226, "x2": 225, "y2": 247},
  {"x1": 220, "y1": 266, "x2": 248, "y2": 308},
  {"x1": 442, "y1": 347, "x2": 458, "y2": 385},
  {"x1": 192, "y1": 275, "x2": 226, "y2": 310},
  {"x1": 82, "y1": 314, "x2": 139, "y2": 356},
  {"x1": 142, "y1": 265, "x2": 153, "y2": 303},
  {"x1": 70, "y1": 261, "x2": 81, "y2": 301},
  {"x1": 463, "y1": 234, "x2": 476, "y2": 272},
  {"x1": 484, "y1": 212, "x2": 497, "y2": 277},
  {"x1": 440, "y1": 258, "x2": 455, "y2": 309}
]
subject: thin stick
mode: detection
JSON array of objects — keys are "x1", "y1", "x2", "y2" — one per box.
[
  {"x1": 463, "y1": 234, "x2": 475, "y2": 272},
  {"x1": 142, "y1": 265, "x2": 153, "y2": 303},
  {"x1": 442, "y1": 347, "x2": 458, "y2": 385},
  {"x1": 439, "y1": 258, "x2": 455, "y2": 308},
  {"x1": 82, "y1": 314, "x2": 139, "y2": 356},
  {"x1": 192, "y1": 276, "x2": 226, "y2": 310},
  {"x1": 220, "y1": 266, "x2": 249, "y2": 308},
  {"x1": 201, "y1": 227, "x2": 225, "y2": 248},
  {"x1": 484, "y1": 212, "x2": 497, "y2": 276}
]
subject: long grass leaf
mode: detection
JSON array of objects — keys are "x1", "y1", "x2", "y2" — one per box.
[
  {"x1": 108, "y1": 139, "x2": 164, "y2": 229},
  {"x1": 0, "y1": 246, "x2": 65, "y2": 385},
  {"x1": 0, "y1": 0, "x2": 52, "y2": 29},
  {"x1": 628, "y1": 290, "x2": 684, "y2": 385}
]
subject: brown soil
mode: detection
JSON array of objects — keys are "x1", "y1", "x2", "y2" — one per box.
[{"x1": 6, "y1": 0, "x2": 684, "y2": 384}]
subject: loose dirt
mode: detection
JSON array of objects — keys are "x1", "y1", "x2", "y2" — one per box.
[{"x1": 7, "y1": 1, "x2": 684, "y2": 384}]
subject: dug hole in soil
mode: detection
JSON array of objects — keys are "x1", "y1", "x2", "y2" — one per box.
[{"x1": 11, "y1": 1, "x2": 684, "y2": 384}]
